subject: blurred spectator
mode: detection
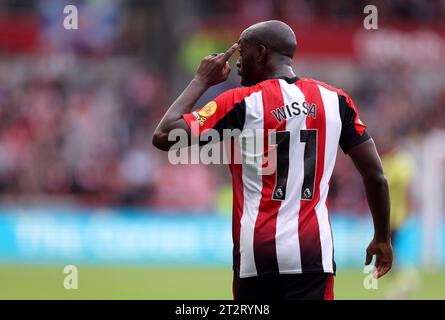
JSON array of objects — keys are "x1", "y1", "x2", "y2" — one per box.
[{"x1": 0, "y1": 0, "x2": 444, "y2": 214}]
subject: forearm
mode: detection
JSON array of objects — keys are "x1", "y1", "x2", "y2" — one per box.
[
  {"x1": 348, "y1": 130, "x2": 393, "y2": 276},
  {"x1": 349, "y1": 139, "x2": 391, "y2": 243},
  {"x1": 152, "y1": 78, "x2": 208, "y2": 150},
  {"x1": 152, "y1": 43, "x2": 237, "y2": 151},
  {"x1": 362, "y1": 173, "x2": 391, "y2": 242}
]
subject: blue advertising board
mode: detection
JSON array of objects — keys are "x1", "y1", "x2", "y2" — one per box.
[{"x1": 0, "y1": 207, "x2": 441, "y2": 267}]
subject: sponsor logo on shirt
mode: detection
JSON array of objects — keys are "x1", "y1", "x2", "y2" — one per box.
[
  {"x1": 192, "y1": 111, "x2": 207, "y2": 126},
  {"x1": 198, "y1": 101, "x2": 217, "y2": 117}
]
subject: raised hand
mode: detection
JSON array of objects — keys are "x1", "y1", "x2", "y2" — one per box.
[{"x1": 194, "y1": 43, "x2": 239, "y2": 87}]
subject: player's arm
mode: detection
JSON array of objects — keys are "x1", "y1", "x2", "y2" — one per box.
[
  {"x1": 338, "y1": 93, "x2": 393, "y2": 278},
  {"x1": 152, "y1": 43, "x2": 238, "y2": 151},
  {"x1": 348, "y1": 139, "x2": 393, "y2": 278}
]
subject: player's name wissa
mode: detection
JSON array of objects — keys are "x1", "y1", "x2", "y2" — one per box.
[
  {"x1": 271, "y1": 100, "x2": 316, "y2": 123},
  {"x1": 166, "y1": 99, "x2": 317, "y2": 167}
]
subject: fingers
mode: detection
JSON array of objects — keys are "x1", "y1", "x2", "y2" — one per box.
[
  {"x1": 365, "y1": 241, "x2": 393, "y2": 278},
  {"x1": 373, "y1": 255, "x2": 382, "y2": 278},
  {"x1": 375, "y1": 256, "x2": 392, "y2": 278},
  {"x1": 221, "y1": 62, "x2": 231, "y2": 80},
  {"x1": 223, "y1": 61, "x2": 230, "y2": 72},
  {"x1": 221, "y1": 43, "x2": 239, "y2": 62},
  {"x1": 373, "y1": 250, "x2": 392, "y2": 278},
  {"x1": 365, "y1": 248, "x2": 373, "y2": 266},
  {"x1": 375, "y1": 261, "x2": 391, "y2": 278},
  {"x1": 202, "y1": 54, "x2": 216, "y2": 63},
  {"x1": 206, "y1": 43, "x2": 238, "y2": 66}
]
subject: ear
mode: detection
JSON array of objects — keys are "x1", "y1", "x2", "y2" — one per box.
[{"x1": 257, "y1": 44, "x2": 267, "y2": 63}]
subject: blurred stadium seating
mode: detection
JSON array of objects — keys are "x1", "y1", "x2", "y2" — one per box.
[{"x1": 0, "y1": 0, "x2": 444, "y2": 299}]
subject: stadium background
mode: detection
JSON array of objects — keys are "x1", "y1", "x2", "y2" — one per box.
[{"x1": 0, "y1": 0, "x2": 444, "y2": 299}]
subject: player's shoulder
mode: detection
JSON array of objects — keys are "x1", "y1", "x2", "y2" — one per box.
[
  {"x1": 298, "y1": 78, "x2": 360, "y2": 114},
  {"x1": 297, "y1": 77, "x2": 350, "y2": 98},
  {"x1": 217, "y1": 83, "x2": 263, "y2": 104}
]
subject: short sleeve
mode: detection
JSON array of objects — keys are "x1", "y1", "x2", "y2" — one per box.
[
  {"x1": 182, "y1": 88, "x2": 247, "y2": 139},
  {"x1": 338, "y1": 94, "x2": 370, "y2": 153}
]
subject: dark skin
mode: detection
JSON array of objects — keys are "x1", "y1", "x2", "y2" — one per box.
[
  {"x1": 152, "y1": 20, "x2": 392, "y2": 278},
  {"x1": 349, "y1": 139, "x2": 393, "y2": 278},
  {"x1": 152, "y1": 20, "x2": 297, "y2": 151}
]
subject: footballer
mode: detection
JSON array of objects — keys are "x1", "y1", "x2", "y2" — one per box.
[{"x1": 152, "y1": 20, "x2": 393, "y2": 300}]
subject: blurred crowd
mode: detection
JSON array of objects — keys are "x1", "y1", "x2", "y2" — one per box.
[
  {"x1": 0, "y1": 0, "x2": 444, "y2": 214},
  {"x1": 202, "y1": 0, "x2": 445, "y2": 25}
]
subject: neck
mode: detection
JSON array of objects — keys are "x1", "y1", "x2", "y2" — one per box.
[{"x1": 261, "y1": 63, "x2": 296, "y2": 82}]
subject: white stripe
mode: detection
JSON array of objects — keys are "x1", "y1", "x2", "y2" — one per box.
[
  {"x1": 316, "y1": 84, "x2": 342, "y2": 273},
  {"x1": 274, "y1": 80, "x2": 307, "y2": 274},
  {"x1": 239, "y1": 90, "x2": 264, "y2": 278}
]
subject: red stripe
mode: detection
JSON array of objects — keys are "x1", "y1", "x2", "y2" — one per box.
[
  {"x1": 308, "y1": 78, "x2": 366, "y2": 135},
  {"x1": 253, "y1": 80, "x2": 285, "y2": 275},
  {"x1": 184, "y1": 86, "x2": 264, "y2": 137},
  {"x1": 323, "y1": 274, "x2": 335, "y2": 300},
  {"x1": 229, "y1": 140, "x2": 244, "y2": 275},
  {"x1": 296, "y1": 79, "x2": 326, "y2": 272}
]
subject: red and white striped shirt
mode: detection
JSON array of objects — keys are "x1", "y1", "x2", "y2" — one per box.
[{"x1": 183, "y1": 77, "x2": 369, "y2": 278}]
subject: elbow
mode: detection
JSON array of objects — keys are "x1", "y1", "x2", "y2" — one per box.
[
  {"x1": 375, "y1": 173, "x2": 388, "y2": 190},
  {"x1": 365, "y1": 170, "x2": 388, "y2": 190},
  {"x1": 152, "y1": 130, "x2": 170, "y2": 151}
]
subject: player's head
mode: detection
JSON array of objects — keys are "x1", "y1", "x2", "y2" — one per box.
[{"x1": 236, "y1": 20, "x2": 297, "y2": 86}]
